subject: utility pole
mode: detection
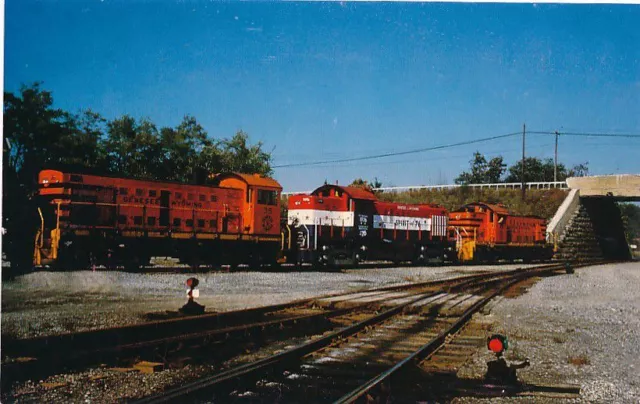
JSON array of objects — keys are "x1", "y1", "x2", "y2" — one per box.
[
  {"x1": 554, "y1": 131, "x2": 559, "y2": 183},
  {"x1": 521, "y1": 123, "x2": 526, "y2": 200}
]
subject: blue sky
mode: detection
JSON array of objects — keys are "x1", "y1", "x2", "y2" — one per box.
[{"x1": 5, "y1": 1, "x2": 640, "y2": 191}]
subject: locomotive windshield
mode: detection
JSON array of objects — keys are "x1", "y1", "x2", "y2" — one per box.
[{"x1": 257, "y1": 189, "x2": 278, "y2": 206}]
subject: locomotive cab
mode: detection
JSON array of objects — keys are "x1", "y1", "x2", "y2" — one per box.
[{"x1": 214, "y1": 173, "x2": 282, "y2": 236}]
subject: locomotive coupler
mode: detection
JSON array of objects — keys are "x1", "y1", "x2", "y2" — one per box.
[{"x1": 179, "y1": 277, "x2": 205, "y2": 315}]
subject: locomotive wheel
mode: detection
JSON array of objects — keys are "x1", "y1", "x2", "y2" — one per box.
[
  {"x1": 188, "y1": 257, "x2": 201, "y2": 272},
  {"x1": 270, "y1": 262, "x2": 283, "y2": 271},
  {"x1": 124, "y1": 256, "x2": 141, "y2": 272},
  {"x1": 249, "y1": 254, "x2": 262, "y2": 271},
  {"x1": 351, "y1": 253, "x2": 360, "y2": 267},
  {"x1": 59, "y1": 248, "x2": 90, "y2": 271}
]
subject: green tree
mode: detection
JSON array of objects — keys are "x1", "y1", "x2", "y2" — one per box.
[
  {"x1": 65, "y1": 109, "x2": 109, "y2": 174},
  {"x1": 220, "y1": 130, "x2": 272, "y2": 176},
  {"x1": 3, "y1": 82, "x2": 78, "y2": 185},
  {"x1": 157, "y1": 115, "x2": 211, "y2": 182},
  {"x1": 455, "y1": 152, "x2": 506, "y2": 184},
  {"x1": 3, "y1": 83, "x2": 106, "y2": 274},
  {"x1": 504, "y1": 157, "x2": 568, "y2": 183},
  {"x1": 567, "y1": 162, "x2": 589, "y2": 178},
  {"x1": 104, "y1": 115, "x2": 137, "y2": 176},
  {"x1": 349, "y1": 177, "x2": 383, "y2": 193}
]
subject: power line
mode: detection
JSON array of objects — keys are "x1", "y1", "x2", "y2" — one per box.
[
  {"x1": 529, "y1": 131, "x2": 640, "y2": 138},
  {"x1": 273, "y1": 132, "x2": 521, "y2": 168},
  {"x1": 273, "y1": 129, "x2": 640, "y2": 169}
]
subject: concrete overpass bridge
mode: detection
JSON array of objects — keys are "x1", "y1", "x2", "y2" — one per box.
[
  {"x1": 565, "y1": 174, "x2": 640, "y2": 201},
  {"x1": 547, "y1": 174, "x2": 640, "y2": 262}
]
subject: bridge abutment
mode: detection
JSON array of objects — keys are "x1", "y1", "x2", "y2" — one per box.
[{"x1": 549, "y1": 175, "x2": 638, "y2": 262}]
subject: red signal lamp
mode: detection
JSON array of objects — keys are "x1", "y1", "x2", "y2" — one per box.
[{"x1": 487, "y1": 334, "x2": 508, "y2": 354}]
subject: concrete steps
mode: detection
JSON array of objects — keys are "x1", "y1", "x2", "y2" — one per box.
[{"x1": 553, "y1": 198, "x2": 631, "y2": 262}]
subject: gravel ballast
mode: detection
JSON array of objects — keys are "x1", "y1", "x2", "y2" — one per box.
[
  {"x1": 4, "y1": 262, "x2": 638, "y2": 403},
  {"x1": 455, "y1": 261, "x2": 640, "y2": 403},
  {"x1": 1, "y1": 264, "x2": 528, "y2": 339}
]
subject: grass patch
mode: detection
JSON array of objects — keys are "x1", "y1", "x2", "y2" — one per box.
[
  {"x1": 377, "y1": 188, "x2": 568, "y2": 220},
  {"x1": 552, "y1": 335, "x2": 567, "y2": 344}
]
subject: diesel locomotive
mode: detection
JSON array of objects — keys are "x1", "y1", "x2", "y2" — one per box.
[
  {"x1": 32, "y1": 169, "x2": 553, "y2": 270},
  {"x1": 33, "y1": 169, "x2": 282, "y2": 270},
  {"x1": 281, "y1": 184, "x2": 455, "y2": 267}
]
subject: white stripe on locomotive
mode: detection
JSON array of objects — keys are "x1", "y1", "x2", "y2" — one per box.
[
  {"x1": 288, "y1": 209, "x2": 355, "y2": 227},
  {"x1": 372, "y1": 215, "x2": 431, "y2": 231}
]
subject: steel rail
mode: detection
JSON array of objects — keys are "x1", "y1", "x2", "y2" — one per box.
[
  {"x1": 5, "y1": 264, "x2": 551, "y2": 358},
  {"x1": 133, "y1": 263, "x2": 568, "y2": 404},
  {"x1": 132, "y1": 290, "x2": 446, "y2": 404},
  {"x1": 6, "y1": 271, "x2": 516, "y2": 388},
  {"x1": 333, "y1": 276, "x2": 527, "y2": 403},
  {"x1": 334, "y1": 261, "x2": 596, "y2": 403}
]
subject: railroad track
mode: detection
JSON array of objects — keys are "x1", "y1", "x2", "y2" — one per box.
[
  {"x1": 132, "y1": 262, "x2": 584, "y2": 403},
  {"x1": 2, "y1": 268, "x2": 522, "y2": 390},
  {"x1": 46, "y1": 260, "x2": 546, "y2": 273}
]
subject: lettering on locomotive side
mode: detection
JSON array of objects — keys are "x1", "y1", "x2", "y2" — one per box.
[
  {"x1": 122, "y1": 196, "x2": 162, "y2": 205},
  {"x1": 117, "y1": 194, "x2": 207, "y2": 209},
  {"x1": 171, "y1": 199, "x2": 204, "y2": 208},
  {"x1": 396, "y1": 206, "x2": 420, "y2": 211},
  {"x1": 358, "y1": 214, "x2": 369, "y2": 237},
  {"x1": 373, "y1": 215, "x2": 431, "y2": 231}
]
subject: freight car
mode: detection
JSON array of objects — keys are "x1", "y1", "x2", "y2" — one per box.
[
  {"x1": 33, "y1": 169, "x2": 282, "y2": 270},
  {"x1": 448, "y1": 202, "x2": 553, "y2": 263},
  {"x1": 281, "y1": 184, "x2": 455, "y2": 267}
]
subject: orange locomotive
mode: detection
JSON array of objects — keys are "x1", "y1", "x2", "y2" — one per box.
[
  {"x1": 448, "y1": 202, "x2": 553, "y2": 263},
  {"x1": 34, "y1": 170, "x2": 282, "y2": 269}
]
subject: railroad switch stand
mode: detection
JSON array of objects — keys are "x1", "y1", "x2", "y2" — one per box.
[
  {"x1": 484, "y1": 354, "x2": 530, "y2": 385},
  {"x1": 484, "y1": 334, "x2": 530, "y2": 385},
  {"x1": 179, "y1": 277, "x2": 205, "y2": 315}
]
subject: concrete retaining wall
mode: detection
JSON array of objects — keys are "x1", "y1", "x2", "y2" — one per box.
[{"x1": 547, "y1": 189, "x2": 580, "y2": 243}]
